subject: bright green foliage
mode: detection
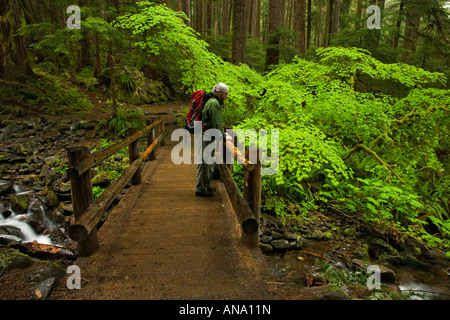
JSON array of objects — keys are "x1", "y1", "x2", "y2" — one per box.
[
  {"x1": 316, "y1": 47, "x2": 447, "y2": 88},
  {"x1": 113, "y1": 1, "x2": 264, "y2": 123},
  {"x1": 233, "y1": 47, "x2": 449, "y2": 250}
]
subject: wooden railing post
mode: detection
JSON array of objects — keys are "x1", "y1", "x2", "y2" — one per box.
[
  {"x1": 243, "y1": 147, "x2": 262, "y2": 248},
  {"x1": 146, "y1": 119, "x2": 156, "y2": 161},
  {"x1": 159, "y1": 121, "x2": 166, "y2": 146},
  {"x1": 67, "y1": 146, "x2": 99, "y2": 257},
  {"x1": 128, "y1": 127, "x2": 142, "y2": 185}
]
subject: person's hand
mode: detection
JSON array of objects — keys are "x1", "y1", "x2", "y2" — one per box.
[{"x1": 225, "y1": 133, "x2": 232, "y2": 141}]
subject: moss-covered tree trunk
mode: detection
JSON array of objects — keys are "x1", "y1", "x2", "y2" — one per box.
[{"x1": 0, "y1": 0, "x2": 34, "y2": 80}]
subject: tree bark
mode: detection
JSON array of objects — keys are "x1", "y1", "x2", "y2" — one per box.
[
  {"x1": 332, "y1": 0, "x2": 340, "y2": 34},
  {"x1": 265, "y1": 0, "x2": 282, "y2": 69},
  {"x1": 402, "y1": 1, "x2": 421, "y2": 63},
  {"x1": 324, "y1": 0, "x2": 333, "y2": 47},
  {"x1": 0, "y1": 0, "x2": 34, "y2": 80},
  {"x1": 393, "y1": 1, "x2": 404, "y2": 49},
  {"x1": 294, "y1": 0, "x2": 307, "y2": 54},
  {"x1": 182, "y1": 0, "x2": 191, "y2": 26},
  {"x1": 222, "y1": 0, "x2": 230, "y2": 34},
  {"x1": 306, "y1": 0, "x2": 312, "y2": 50},
  {"x1": 231, "y1": 0, "x2": 248, "y2": 65}
]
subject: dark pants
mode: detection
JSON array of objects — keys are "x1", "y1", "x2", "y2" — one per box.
[{"x1": 196, "y1": 137, "x2": 216, "y2": 193}]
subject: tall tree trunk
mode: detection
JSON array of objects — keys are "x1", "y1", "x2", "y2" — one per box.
[
  {"x1": 392, "y1": 0, "x2": 404, "y2": 49},
  {"x1": 231, "y1": 0, "x2": 248, "y2": 65},
  {"x1": 306, "y1": 0, "x2": 312, "y2": 50},
  {"x1": 78, "y1": 0, "x2": 91, "y2": 72},
  {"x1": 294, "y1": 0, "x2": 307, "y2": 54},
  {"x1": 332, "y1": 0, "x2": 340, "y2": 34},
  {"x1": 207, "y1": 0, "x2": 213, "y2": 35},
  {"x1": 355, "y1": 0, "x2": 363, "y2": 31},
  {"x1": 324, "y1": 0, "x2": 334, "y2": 47},
  {"x1": 0, "y1": 0, "x2": 34, "y2": 80},
  {"x1": 222, "y1": 0, "x2": 230, "y2": 34},
  {"x1": 182, "y1": 0, "x2": 191, "y2": 26},
  {"x1": 265, "y1": 0, "x2": 282, "y2": 69},
  {"x1": 402, "y1": 1, "x2": 421, "y2": 63},
  {"x1": 255, "y1": 0, "x2": 261, "y2": 40}
]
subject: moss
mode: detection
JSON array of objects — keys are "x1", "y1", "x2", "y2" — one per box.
[{"x1": 0, "y1": 248, "x2": 34, "y2": 275}]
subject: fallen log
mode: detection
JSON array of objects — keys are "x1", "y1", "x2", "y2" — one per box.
[{"x1": 12, "y1": 242, "x2": 78, "y2": 261}]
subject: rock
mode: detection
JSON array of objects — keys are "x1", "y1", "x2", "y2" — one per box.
[
  {"x1": 44, "y1": 155, "x2": 58, "y2": 165},
  {"x1": 289, "y1": 240, "x2": 302, "y2": 249},
  {"x1": 0, "y1": 154, "x2": 10, "y2": 162},
  {"x1": 0, "y1": 180, "x2": 13, "y2": 195},
  {"x1": 426, "y1": 249, "x2": 449, "y2": 263},
  {"x1": 259, "y1": 243, "x2": 273, "y2": 253},
  {"x1": 315, "y1": 285, "x2": 352, "y2": 300},
  {"x1": 343, "y1": 227, "x2": 356, "y2": 238},
  {"x1": 10, "y1": 195, "x2": 30, "y2": 214},
  {"x1": 0, "y1": 225, "x2": 22, "y2": 238},
  {"x1": 270, "y1": 231, "x2": 283, "y2": 240},
  {"x1": 25, "y1": 212, "x2": 45, "y2": 234},
  {"x1": 60, "y1": 203, "x2": 73, "y2": 216},
  {"x1": 270, "y1": 239, "x2": 290, "y2": 250},
  {"x1": 310, "y1": 229, "x2": 324, "y2": 240},
  {"x1": 0, "y1": 248, "x2": 34, "y2": 275},
  {"x1": 399, "y1": 254, "x2": 429, "y2": 271},
  {"x1": 91, "y1": 172, "x2": 110, "y2": 186},
  {"x1": 285, "y1": 232, "x2": 299, "y2": 241},
  {"x1": 353, "y1": 245, "x2": 370, "y2": 261},
  {"x1": 15, "y1": 144, "x2": 30, "y2": 156},
  {"x1": 45, "y1": 191, "x2": 59, "y2": 207},
  {"x1": 376, "y1": 265, "x2": 397, "y2": 283},
  {"x1": 323, "y1": 231, "x2": 333, "y2": 240},
  {"x1": 350, "y1": 259, "x2": 368, "y2": 269},
  {"x1": 367, "y1": 236, "x2": 399, "y2": 259}
]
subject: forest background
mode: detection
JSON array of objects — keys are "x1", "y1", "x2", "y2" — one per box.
[{"x1": 0, "y1": 0, "x2": 449, "y2": 256}]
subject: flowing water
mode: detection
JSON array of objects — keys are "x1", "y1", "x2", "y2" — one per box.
[
  {"x1": 265, "y1": 243, "x2": 450, "y2": 300},
  {"x1": 0, "y1": 184, "x2": 54, "y2": 245}
]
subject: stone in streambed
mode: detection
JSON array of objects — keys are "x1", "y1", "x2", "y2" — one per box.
[{"x1": 270, "y1": 239, "x2": 290, "y2": 250}]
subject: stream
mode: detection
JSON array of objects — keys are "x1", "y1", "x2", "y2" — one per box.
[
  {"x1": 265, "y1": 243, "x2": 450, "y2": 300},
  {"x1": 0, "y1": 183, "x2": 59, "y2": 246}
]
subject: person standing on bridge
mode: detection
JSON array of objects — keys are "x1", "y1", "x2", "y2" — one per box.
[{"x1": 196, "y1": 83, "x2": 232, "y2": 197}]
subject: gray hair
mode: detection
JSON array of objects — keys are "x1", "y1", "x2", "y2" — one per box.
[{"x1": 212, "y1": 83, "x2": 229, "y2": 94}]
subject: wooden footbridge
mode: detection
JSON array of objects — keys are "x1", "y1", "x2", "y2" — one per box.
[{"x1": 56, "y1": 111, "x2": 275, "y2": 300}]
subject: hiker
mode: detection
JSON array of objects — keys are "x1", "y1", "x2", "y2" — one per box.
[{"x1": 195, "y1": 83, "x2": 231, "y2": 197}]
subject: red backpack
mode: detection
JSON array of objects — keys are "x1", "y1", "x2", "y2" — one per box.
[{"x1": 185, "y1": 90, "x2": 213, "y2": 133}]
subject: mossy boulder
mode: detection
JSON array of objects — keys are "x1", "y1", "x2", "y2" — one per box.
[
  {"x1": 10, "y1": 195, "x2": 30, "y2": 214},
  {"x1": 0, "y1": 248, "x2": 34, "y2": 275}
]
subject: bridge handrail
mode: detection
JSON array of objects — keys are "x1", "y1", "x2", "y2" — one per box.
[
  {"x1": 66, "y1": 117, "x2": 167, "y2": 179},
  {"x1": 220, "y1": 138, "x2": 261, "y2": 248},
  {"x1": 66, "y1": 117, "x2": 168, "y2": 257}
]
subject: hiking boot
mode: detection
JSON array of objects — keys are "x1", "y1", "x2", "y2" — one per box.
[
  {"x1": 195, "y1": 190, "x2": 214, "y2": 197},
  {"x1": 207, "y1": 187, "x2": 216, "y2": 193}
]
